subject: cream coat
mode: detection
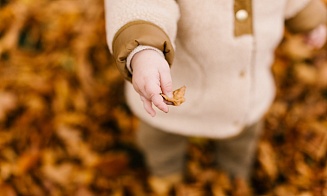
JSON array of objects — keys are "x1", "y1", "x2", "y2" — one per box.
[{"x1": 105, "y1": 0, "x2": 326, "y2": 138}]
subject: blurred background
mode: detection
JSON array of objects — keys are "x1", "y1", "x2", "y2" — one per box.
[{"x1": 0, "y1": 0, "x2": 326, "y2": 195}]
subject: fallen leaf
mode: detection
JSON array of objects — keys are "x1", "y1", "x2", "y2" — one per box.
[{"x1": 161, "y1": 85, "x2": 186, "y2": 106}]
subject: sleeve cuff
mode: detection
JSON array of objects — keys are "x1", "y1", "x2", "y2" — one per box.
[
  {"x1": 112, "y1": 20, "x2": 175, "y2": 81},
  {"x1": 285, "y1": 0, "x2": 327, "y2": 33}
]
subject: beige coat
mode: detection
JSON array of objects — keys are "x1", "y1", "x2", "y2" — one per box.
[{"x1": 105, "y1": 0, "x2": 326, "y2": 138}]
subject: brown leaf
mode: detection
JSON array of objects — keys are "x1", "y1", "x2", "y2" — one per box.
[
  {"x1": 161, "y1": 85, "x2": 186, "y2": 106},
  {"x1": 175, "y1": 183, "x2": 206, "y2": 196},
  {"x1": 0, "y1": 184, "x2": 17, "y2": 196},
  {"x1": 0, "y1": 92, "x2": 17, "y2": 121},
  {"x1": 233, "y1": 178, "x2": 252, "y2": 196},
  {"x1": 294, "y1": 63, "x2": 317, "y2": 85},
  {"x1": 42, "y1": 163, "x2": 74, "y2": 185},
  {"x1": 257, "y1": 141, "x2": 278, "y2": 181},
  {"x1": 14, "y1": 148, "x2": 40, "y2": 176},
  {"x1": 94, "y1": 152, "x2": 129, "y2": 177},
  {"x1": 296, "y1": 121, "x2": 327, "y2": 160}
]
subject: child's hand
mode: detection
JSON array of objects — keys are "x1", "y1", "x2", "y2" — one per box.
[
  {"x1": 304, "y1": 24, "x2": 327, "y2": 49},
  {"x1": 131, "y1": 49, "x2": 173, "y2": 117}
]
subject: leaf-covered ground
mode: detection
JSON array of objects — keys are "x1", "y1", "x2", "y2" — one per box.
[{"x1": 0, "y1": 0, "x2": 326, "y2": 195}]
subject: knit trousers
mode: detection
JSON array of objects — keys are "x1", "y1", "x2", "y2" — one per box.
[{"x1": 136, "y1": 121, "x2": 263, "y2": 180}]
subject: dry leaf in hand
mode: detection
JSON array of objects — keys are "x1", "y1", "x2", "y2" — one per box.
[{"x1": 161, "y1": 86, "x2": 186, "y2": 106}]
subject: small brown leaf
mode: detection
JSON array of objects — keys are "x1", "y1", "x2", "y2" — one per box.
[
  {"x1": 257, "y1": 141, "x2": 278, "y2": 181},
  {"x1": 0, "y1": 184, "x2": 17, "y2": 196},
  {"x1": 14, "y1": 148, "x2": 40, "y2": 176},
  {"x1": 94, "y1": 152, "x2": 129, "y2": 177},
  {"x1": 161, "y1": 85, "x2": 186, "y2": 106}
]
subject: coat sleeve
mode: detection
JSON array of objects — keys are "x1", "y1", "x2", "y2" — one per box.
[
  {"x1": 285, "y1": 0, "x2": 327, "y2": 33},
  {"x1": 104, "y1": 0, "x2": 180, "y2": 80}
]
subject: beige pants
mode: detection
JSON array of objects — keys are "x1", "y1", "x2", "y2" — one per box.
[{"x1": 136, "y1": 121, "x2": 263, "y2": 180}]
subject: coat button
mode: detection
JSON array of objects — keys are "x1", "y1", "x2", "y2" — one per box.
[{"x1": 236, "y1": 9, "x2": 248, "y2": 21}]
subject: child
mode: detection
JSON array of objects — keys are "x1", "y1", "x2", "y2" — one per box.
[{"x1": 105, "y1": 0, "x2": 326, "y2": 194}]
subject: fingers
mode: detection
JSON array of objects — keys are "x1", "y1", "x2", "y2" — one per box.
[
  {"x1": 134, "y1": 78, "x2": 170, "y2": 116},
  {"x1": 159, "y1": 66, "x2": 173, "y2": 98},
  {"x1": 152, "y1": 94, "x2": 169, "y2": 113},
  {"x1": 140, "y1": 96, "x2": 156, "y2": 117},
  {"x1": 134, "y1": 77, "x2": 169, "y2": 116},
  {"x1": 140, "y1": 94, "x2": 169, "y2": 117}
]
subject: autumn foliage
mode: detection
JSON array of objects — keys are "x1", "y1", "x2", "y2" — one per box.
[{"x1": 0, "y1": 0, "x2": 326, "y2": 195}]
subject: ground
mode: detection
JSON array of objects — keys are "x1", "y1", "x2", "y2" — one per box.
[{"x1": 0, "y1": 0, "x2": 326, "y2": 195}]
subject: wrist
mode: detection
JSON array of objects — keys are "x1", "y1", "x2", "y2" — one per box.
[{"x1": 126, "y1": 45, "x2": 164, "y2": 74}]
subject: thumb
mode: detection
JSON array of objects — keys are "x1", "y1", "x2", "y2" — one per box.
[{"x1": 160, "y1": 69, "x2": 173, "y2": 98}]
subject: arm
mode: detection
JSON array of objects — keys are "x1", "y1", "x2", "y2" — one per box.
[
  {"x1": 285, "y1": 0, "x2": 326, "y2": 34},
  {"x1": 104, "y1": 0, "x2": 180, "y2": 116},
  {"x1": 104, "y1": 0, "x2": 179, "y2": 80}
]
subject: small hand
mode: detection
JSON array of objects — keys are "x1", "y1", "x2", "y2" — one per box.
[
  {"x1": 304, "y1": 24, "x2": 327, "y2": 49},
  {"x1": 131, "y1": 49, "x2": 173, "y2": 117}
]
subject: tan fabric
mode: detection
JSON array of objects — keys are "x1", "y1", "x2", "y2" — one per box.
[
  {"x1": 112, "y1": 21, "x2": 175, "y2": 81},
  {"x1": 234, "y1": 0, "x2": 253, "y2": 36},
  {"x1": 286, "y1": 0, "x2": 327, "y2": 33}
]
